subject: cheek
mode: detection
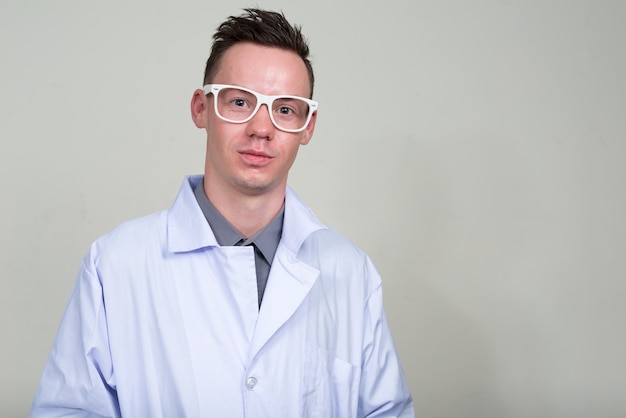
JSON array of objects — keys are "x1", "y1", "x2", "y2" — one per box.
[
  {"x1": 206, "y1": 122, "x2": 239, "y2": 151},
  {"x1": 281, "y1": 142, "x2": 303, "y2": 167}
]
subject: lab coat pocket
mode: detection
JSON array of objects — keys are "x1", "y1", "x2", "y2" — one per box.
[{"x1": 302, "y1": 343, "x2": 360, "y2": 418}]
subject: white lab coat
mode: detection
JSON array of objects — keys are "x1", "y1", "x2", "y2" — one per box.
[{"x1": 31, "y1": 175, "x2": 414, "y2": 417}]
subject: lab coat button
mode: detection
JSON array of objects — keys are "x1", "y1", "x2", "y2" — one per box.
[{"x1": 246, "y1": 376, "x2": 258, "y2": 390}]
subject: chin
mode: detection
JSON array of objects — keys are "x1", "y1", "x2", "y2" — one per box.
[{"x1": 234, "y1": 178, "x2": 276, "y2": 195}]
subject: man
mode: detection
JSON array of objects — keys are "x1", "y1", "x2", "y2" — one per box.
[{"x1": 31, "y1": 8, "x2": 414, "y2": 417}]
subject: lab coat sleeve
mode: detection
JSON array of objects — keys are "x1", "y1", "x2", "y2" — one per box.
[
  {"x1": 30, "y1": 248, "x2": 121, "y2": 418},
  {"x1": 358, "y1": 259, "x2": 415, "y2": 418}
]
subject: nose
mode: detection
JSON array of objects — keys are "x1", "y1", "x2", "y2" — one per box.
[{"x1": 245, "y1": 104, "x2": 275, "y2": 138}]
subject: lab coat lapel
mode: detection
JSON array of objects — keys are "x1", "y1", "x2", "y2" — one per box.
[
  {"x1": 248, "y1": 187, "x2": 326, "y2": 359},
  {"x1": 249, "y1": 245, "x2": 319, "y2": 358},
  {"x1": 168, "y1": 175, "x2": 218, "y2": 252}
]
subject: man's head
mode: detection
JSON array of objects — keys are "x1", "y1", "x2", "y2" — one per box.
[
  {"x1": 203, "y1": 8, "x2": 315, "y2": 98},
  {"x1": 191, "y1": 9, "x2": 317, "y2": 201}
]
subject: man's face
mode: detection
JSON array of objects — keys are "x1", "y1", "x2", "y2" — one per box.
[{"x1": 191, "y1": 42, "x2": 316, "y2": 198}]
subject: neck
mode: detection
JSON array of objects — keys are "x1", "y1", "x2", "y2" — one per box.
[{"x1": 203, "y1": 179, "x2": 286, "y2": 238}]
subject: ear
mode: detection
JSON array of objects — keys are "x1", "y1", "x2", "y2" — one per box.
[
  {"x1": 299, "y1": 110, "x2": 317, "y2": 145},
  {"x1": 190, "y1": 89, "x2": 209, "y2": 129}
]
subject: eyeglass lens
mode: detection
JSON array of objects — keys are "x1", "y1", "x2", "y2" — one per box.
[{"x1": 215, "y1": 87, "x2": 311, "y2": 131}]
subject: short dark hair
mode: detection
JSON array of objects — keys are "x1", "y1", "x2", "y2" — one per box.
[{"x1": 203, "y1": 8, "x2": 315, "y2": 97}]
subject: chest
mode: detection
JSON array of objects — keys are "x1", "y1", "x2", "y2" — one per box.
[{"x1": 101, "y1": 246, "x2": 364, "y2": 416}]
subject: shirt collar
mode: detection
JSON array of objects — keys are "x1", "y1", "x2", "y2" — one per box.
[
  {"x1": 194, "y1": 179, "x2": 284, "y2": 264},
  {"x1": 167, "y1": 175, "x2": 326, "y2": 255}
]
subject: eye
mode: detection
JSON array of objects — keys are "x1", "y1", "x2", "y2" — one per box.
[
  {"x1": 274, "y1": 98, "x2": 307, "y2": 119},
  {"x1": 232, "y1": 98, "x2": 249, "y2": 108},
  {"x1": 220, "y1": 88, "x2": 256, "y2": 110},
  {"x1": 278, "y1": 106, "x2": 294, "y2": 115}
]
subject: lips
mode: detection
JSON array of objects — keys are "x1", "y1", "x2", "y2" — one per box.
[{"x1": 239, "y1": 149, "x2": 274, "y2": 166}]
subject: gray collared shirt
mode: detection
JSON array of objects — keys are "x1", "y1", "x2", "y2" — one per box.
[{"x1": 194, "y1": 180, "x2": 283, "y2": 307}]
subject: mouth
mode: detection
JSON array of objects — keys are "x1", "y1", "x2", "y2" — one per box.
[{"x1": 239, "y1": 149, "x2": 274, "y2": 166}]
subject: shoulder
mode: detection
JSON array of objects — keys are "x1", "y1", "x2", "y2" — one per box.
[
  {"x1": 91, "y1": 210, "x2": 168, "y2": 265},
  {"x1": 300, "y1": 227, "x2": 364, "y2": 260},
  {"x1": 299, "y1": 227, "x2": 381, "y2": 287},
  {"x1": 285, "y1": 188, "x2": 381, "y2": 287}
]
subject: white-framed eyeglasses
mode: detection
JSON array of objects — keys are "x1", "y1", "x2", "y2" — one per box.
[{"x1": 203, "y1": 84, "x2": 318, "y2": 133}]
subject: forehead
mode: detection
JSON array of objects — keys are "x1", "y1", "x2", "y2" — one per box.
[{"x1": 213, "y1": 42, "x2": 311, "y2": 97}]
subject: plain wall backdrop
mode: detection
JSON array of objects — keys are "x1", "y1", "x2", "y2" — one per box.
[{"x1": 1, "y1": 0, "x2": 625, "y2": 416}]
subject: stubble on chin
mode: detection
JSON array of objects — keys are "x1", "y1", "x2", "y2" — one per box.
[{"x1": 231, "y1": 174, "x2": 277, "y2": 197}]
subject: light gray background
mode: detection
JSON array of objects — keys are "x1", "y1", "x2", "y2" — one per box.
[{"x1": 1, "y1": 0, "x2": 625, "y2": 416}]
